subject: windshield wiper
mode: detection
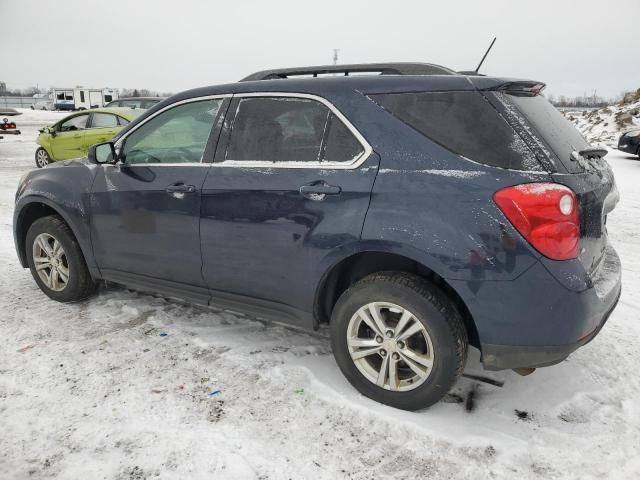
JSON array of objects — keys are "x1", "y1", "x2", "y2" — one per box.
[{"x1": 578, "y1": 147, "x2": 608, "y2": 158}]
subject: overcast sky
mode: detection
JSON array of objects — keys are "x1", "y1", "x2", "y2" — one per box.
[{"x1": 1, "y1": 0, "x2": 638, "y2": 98}]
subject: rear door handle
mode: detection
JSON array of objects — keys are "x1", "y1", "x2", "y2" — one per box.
[
  {"x1": 165, "y1": 183, "x2": 196, "y2": 194},
  {"x1": 299, "y1": 182, "x2": 342, "y2": 198}
]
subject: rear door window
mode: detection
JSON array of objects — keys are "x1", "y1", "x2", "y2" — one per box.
[
  {"x1": 226, "y1": 97, "x2": 327, "y2": 162},
  {"x1": 224, "y1": 96, "x2": 365, "y2": 164},
  {"x1": 370, "y1": 91, "x2": 542, "y2": 171},
  {"x1": 322, "y1": 113, "x2": 364, "y2": 162},
  {"x1": 90, "y1": 113, "x2": 118, "y2": 128}
]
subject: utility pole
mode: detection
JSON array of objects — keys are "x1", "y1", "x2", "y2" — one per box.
[{"x1": 333, "y1": 49, "x2": 339, "y2": 65}]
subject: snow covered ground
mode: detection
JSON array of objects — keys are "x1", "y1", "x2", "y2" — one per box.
[
  {"x1": 1, "y1": 109, "x2": 639, "y2": 479},
  {"x1": 566, "y1": 93, "x2": 640, "y2": 148}
]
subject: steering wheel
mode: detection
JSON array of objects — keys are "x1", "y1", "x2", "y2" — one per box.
[
  {"x1": 173, "y1": 147, "x2": 195, "y2": 162},
  {"x1": 125, "y1": 148, "x2": 162, "y2": 164}
]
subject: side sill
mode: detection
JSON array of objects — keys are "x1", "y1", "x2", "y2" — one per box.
[{"x1": 100, "y1": 269, "x2": 314, "y2": 329}]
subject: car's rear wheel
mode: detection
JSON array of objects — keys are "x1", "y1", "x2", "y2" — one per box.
[
  {"x1": 26, "y1": 215, "x2": 97, "y2": 302},
  {"x1": 330, "y1": 272, "x2": 468, "y2": 410},
  {"x1": 35, "y1": 147, "x2": 51, "y2": 168}
]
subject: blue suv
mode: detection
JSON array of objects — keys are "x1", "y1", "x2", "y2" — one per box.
[{"x1": 13, "y1": 63, "x2": 621, "y2": 410}]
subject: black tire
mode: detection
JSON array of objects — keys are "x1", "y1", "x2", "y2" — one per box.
[
  {"x1": 35, "y1": 147, "x2": 51, "y2": 168},
  {"x1": 330, "y1": 272, "x2": 468, "y2": 411},
  {"x1": 25, "y1": 215, "x2": 97, "y2": 302}
]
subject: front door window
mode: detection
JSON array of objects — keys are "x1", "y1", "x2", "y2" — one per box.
[{"x1": 121, "y1": 100, "x2": 223, "y2": 164}]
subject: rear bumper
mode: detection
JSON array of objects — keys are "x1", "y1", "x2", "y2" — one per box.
[
  {"x1": 450, "y1": 245, "x2": 622, "y2": 370},
  {"x1": 481, "y1": 285, "x2": 620, "y2": 370}
]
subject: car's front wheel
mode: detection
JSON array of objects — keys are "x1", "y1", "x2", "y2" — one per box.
[
  {"x1": 35, "y1": 147, "x2": 51, "y2": 168},
  {"x1": 26, "y1": 215, "x2": 97, "y2": 302},
  {"x1": 330, "y1": 272, "x2": 468, "y2": 410}
]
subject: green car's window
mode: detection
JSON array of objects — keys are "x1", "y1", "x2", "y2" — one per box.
[
  {"x1": 122, "y1": 99, "x2": 223, "y2": 165},
  {"x1": 91, "y1": 113, "x2": 118, "y2": 128},
  {"x1": 117, "y1": 116, "x2": 130, "y2": 126},
  {"x1": 58, "y1": 114, "x2": 89, "y2": 132}
]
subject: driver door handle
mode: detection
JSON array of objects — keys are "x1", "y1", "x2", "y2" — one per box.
[
  {"x1": 165, "y1": 183, "x2": 196, "y2": 194},
  {"x1": 299, "y1": 181, "x2": 342, "y2": 197}
]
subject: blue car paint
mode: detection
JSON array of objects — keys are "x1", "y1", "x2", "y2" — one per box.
[
  {"x1": 13, "y1": 75, "x2": 622, "y2": 371},
  {"x1": 90, "y1": 164, "x2": 209, "y2": 286},
  {"x1": 14, "y1": 160, "x2": 100, "y2": 276}
]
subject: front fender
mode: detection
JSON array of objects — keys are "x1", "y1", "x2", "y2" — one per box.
[{"x1": 13, "y1": 161, "x2": 98, "y2": 270}]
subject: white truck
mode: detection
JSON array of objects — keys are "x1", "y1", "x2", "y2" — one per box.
[{"x1": 31, "y1": 88, "x2": 118, "y2": 111}]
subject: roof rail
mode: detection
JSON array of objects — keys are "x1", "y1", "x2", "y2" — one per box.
[{"x1": 240, "y1": 62, "x2": 456, "y2": 81}]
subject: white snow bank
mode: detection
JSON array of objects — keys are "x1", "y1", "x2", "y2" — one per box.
[{"x1": 566, "y1": 91, "x2": 640, "y2": 147}]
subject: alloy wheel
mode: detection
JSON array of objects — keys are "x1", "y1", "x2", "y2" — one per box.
[
  {"x1": 32, "y1": 233, "x2": 69, "y2": 291},
  {"x1": 347, "y1": 302, "x2": 435, "y2": 392},
  {"x1": 36, "y1": 149, "x2": 50, "y2": 167}
]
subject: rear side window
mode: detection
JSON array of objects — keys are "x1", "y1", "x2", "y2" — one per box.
[
  {"x1": 225, "y1": 96, "x2": 364, "y2": 164},
  {"x1": 91, "y1": 113, "x2": 118, "y2": 128},
  {"x1": 371, "y1": 91, "x2": 541, "y2": 171}
]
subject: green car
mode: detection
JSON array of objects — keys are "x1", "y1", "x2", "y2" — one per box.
[{"x1": 35, "y1": 108, "x2": 142, "y2": 168}]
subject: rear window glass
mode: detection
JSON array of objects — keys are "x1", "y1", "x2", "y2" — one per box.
[
  {"x1": 501, "y1": 93, "x2": 590, "y2": 169},
  {"x1": 370, "y1": 91, "x2": 541, "y2": 171}
]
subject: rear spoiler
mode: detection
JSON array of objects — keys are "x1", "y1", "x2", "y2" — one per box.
[{"x1": 495, "y1": 81, "x2": 546, "y2": 97}]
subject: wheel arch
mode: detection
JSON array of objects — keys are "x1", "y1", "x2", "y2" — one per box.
[
  {"x1": 313, "y1": 250, "x2": 480, "y2": 349},
  {"x1": 14, "y1": 198, "x2": 90, "y2": 270},
  {"x1": 36, "y1": 145, "x2": 54, "y2": 161}
]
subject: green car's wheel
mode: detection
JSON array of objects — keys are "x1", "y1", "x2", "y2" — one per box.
[{"x1": 35, "y1": 148, "x2": 51, "y2": 168}]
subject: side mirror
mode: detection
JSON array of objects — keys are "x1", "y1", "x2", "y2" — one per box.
[{"x1": 89, "y1": 142, "x2": 117, "y2": 164}]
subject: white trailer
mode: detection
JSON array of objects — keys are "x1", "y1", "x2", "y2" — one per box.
[{"x1": 47, "y1": 87, "x2": 119, "y2": 111}]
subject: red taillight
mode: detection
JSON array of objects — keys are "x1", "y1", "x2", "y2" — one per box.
[{"x1": 494, "y1": 183, "x2": 579, "y2": 261}]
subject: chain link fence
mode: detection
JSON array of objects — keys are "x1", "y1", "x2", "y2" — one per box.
[{"x1": 0, "y1": 96, "x2": 34, "y2": 108}]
